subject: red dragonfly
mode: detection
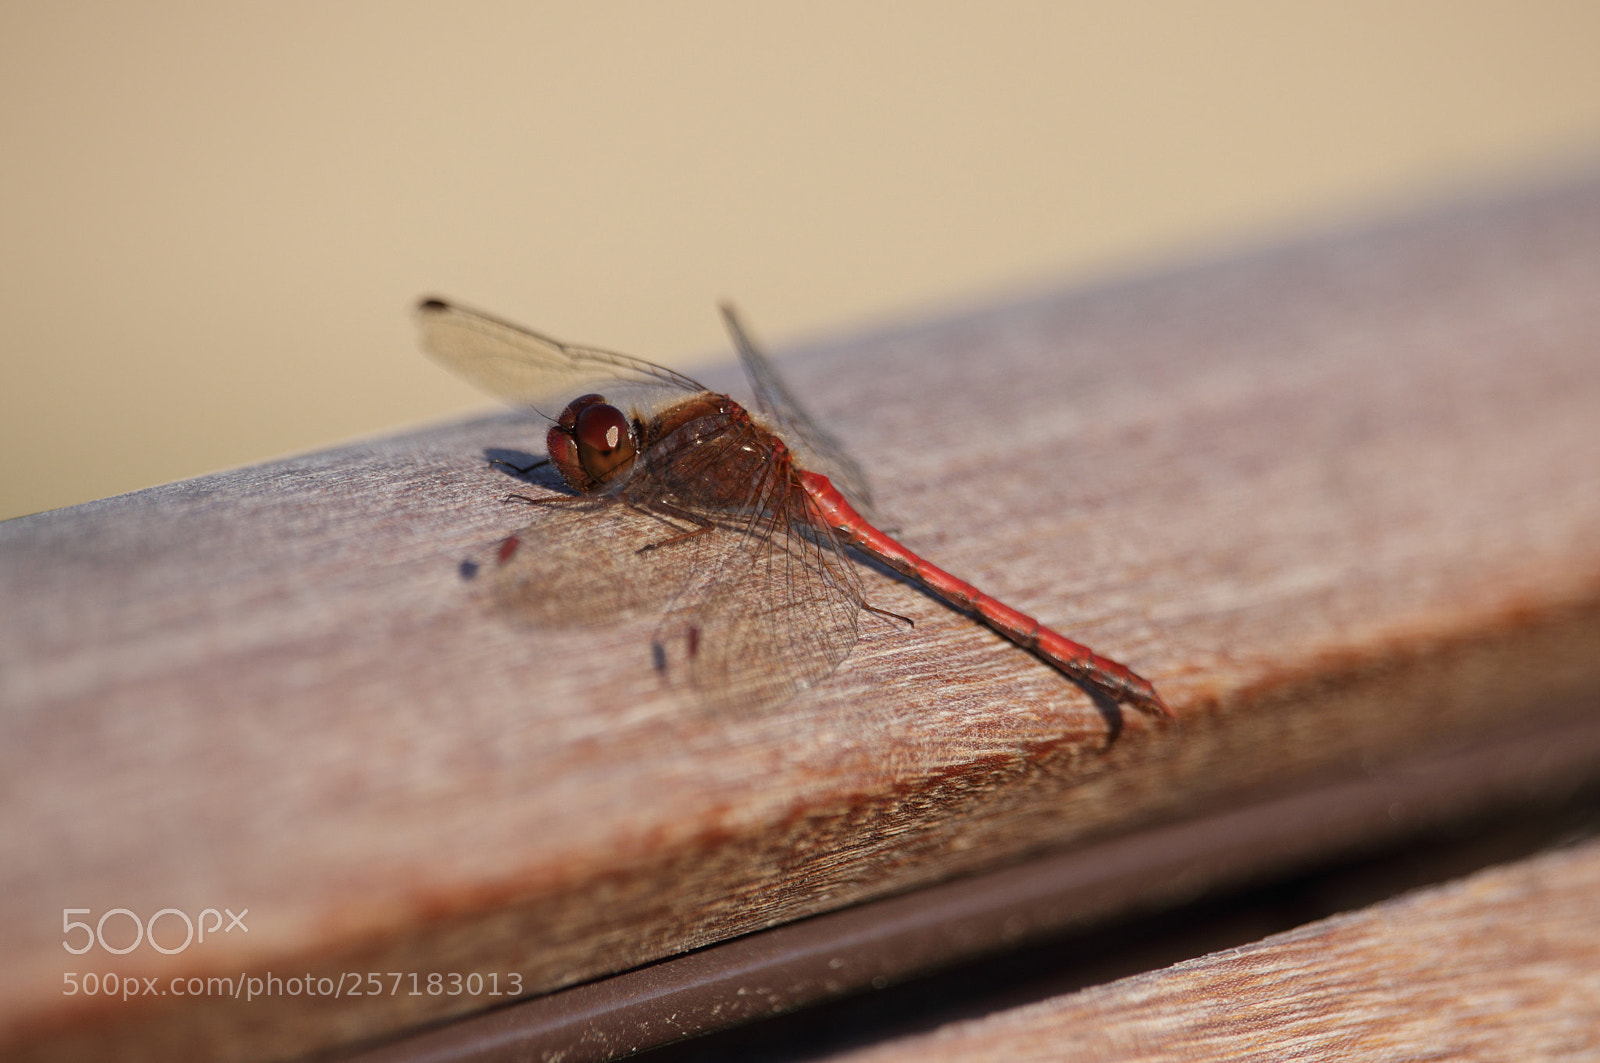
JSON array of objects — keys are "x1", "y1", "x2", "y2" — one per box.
[{"x1": 417, "y1": 298, "x2": 1169, "y2": 720}]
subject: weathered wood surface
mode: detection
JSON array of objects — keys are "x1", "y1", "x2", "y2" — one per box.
[
  {"x1": 831, "y1": 837, "x2": 1600, "y2": 1063},
  {"x1": 4, "y1": 175, "x2": 1600, "y2": 1061}
]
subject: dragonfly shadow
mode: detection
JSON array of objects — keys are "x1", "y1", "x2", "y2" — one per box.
[
  {"x1": 483, "y1": 448, "x2": 569, "y2": 491},
  {"x1": 1088, "y1": 689, "x2": 1124, "y2": 748}
]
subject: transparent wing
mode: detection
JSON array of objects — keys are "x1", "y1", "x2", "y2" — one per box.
[
  {"x1": 488, "y1": 498, "x2": 723, "y2": 627},
  {"x1": 644, "y1": 477, "x2": 867, "y2": 716},
  {"x1": 719, "y1": 305, "x2": 876, "y2": 514},
  {"x1": 417, "y1": 298, "x2": 707, "y2": 411},
  {"x1": 655, "y1": 514, "x2": 865, "y2": 716}
]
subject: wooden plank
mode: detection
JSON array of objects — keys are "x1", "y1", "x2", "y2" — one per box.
[
  {"x1": 340, "y1": 712, "x2": 1600, "y2": 1063},
  {"x1": 828, "y1": 838, "x2": 1600, "y2": 1063},
  {"x1": 4, "y1": 175, "x2": 1600, "y2": 1061}
]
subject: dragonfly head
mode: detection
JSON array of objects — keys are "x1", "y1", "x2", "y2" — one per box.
[{"x1": 547, "y1": 394, "x2": 639, "y2": 493}]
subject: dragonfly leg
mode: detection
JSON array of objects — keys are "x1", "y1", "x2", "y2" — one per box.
[
  {"x1": 862, "y1": 601, "x2": 915, "y2": 629},
  {"x1": 635, "y1": 499, "x2": 718, "y2": 554},
  {"x1": 503, "y1": 491, "x2": 578, "y2": 507}
]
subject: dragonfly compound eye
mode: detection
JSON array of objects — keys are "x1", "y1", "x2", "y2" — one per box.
[{"x1": 573, "y1": 402, "x2": 637, "y2": 484}]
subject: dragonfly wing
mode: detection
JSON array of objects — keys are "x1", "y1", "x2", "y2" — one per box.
[
  {"x1": 489, "y1": 498, "x2": 720, "y2": 627},
  {"x1": 719, "y1": 305, "x2": 876, "y2": 515},
  {"x1": 654, "y1": 522, "x2": 865, "y2": 716},
  {"x1": 491, "y1": 492, "x2": 862, "y2": 715},
  {"x1": 418, "y1": 298, "x2": 707, "y2": 412},
  {"x1": 626, "y1": 404, "x2": 868, "y2": 715}
]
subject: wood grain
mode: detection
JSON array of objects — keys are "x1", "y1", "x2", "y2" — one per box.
[
  {"x1": 831, "y1": 838, "x2": 1600, "y2": 1063},
  {"x1": 4, "y1": 175, "x2": 1600, "y2": 1061}
]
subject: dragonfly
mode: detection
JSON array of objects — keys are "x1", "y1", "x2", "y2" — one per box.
[{"x1": 417, "y1": 298, "x2": 1169, "y2": 720}]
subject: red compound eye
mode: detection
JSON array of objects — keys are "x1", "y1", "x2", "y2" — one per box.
[
  {"x1": 575, "y1": 403, "x2": 630, "y2": 455},
  {"x1": 572, "y1": 402, "x2": 637, "y2": 485}
]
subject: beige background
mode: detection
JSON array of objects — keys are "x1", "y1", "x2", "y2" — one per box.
[{"x1": 2, "y1": 2, "x2": 1598, "y2": 521}]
